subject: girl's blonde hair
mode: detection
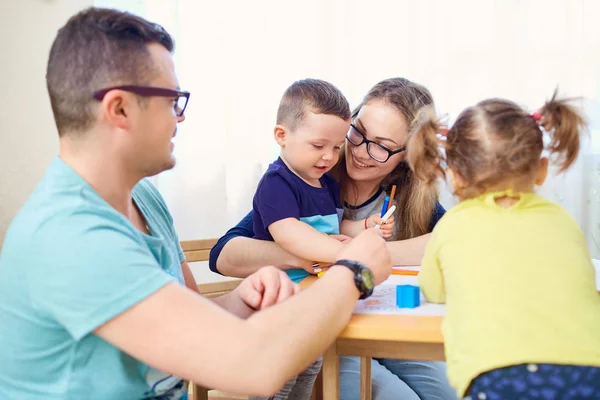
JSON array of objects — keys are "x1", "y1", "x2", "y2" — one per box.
[
  {"x1": 332, "y1": 77, "x2": 439, "y2": 240},
  {"x1": 407, "y1": 90, "x2": 587, "y2": 199}
]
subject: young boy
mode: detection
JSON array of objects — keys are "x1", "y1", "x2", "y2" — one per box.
[
  {"x1": 252, "y1": 78, "x2": 351, "y2": 284},
  {"x1": 250, "y1": 79, "x2": 349, "y2": 400}
]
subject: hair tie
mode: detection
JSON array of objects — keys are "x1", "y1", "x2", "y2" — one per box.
[{"x1": 531, "y1": 112, "x2": 542, "y2": 122}]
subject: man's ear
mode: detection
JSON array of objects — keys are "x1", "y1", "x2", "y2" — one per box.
[
  {"x1": 100, "y1": 90, "x2": 133, "y2": 131},
  {"x1": 274, "y1": 125, "x2": 288, "y2": 147}
]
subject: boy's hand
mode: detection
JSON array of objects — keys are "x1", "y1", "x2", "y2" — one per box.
[
  {"x1": 301, "y1": 262, "x2": 333, "y2": 275},
  {"x1": 301, "y1": 235, "x2": 351, "y2": 275},
  {"x1": 365, "y1": 214, "x2": 395, "y2": 239}
]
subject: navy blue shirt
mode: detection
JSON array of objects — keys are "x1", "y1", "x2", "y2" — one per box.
[
  {"x1": 253, "y1": 158, "x2": 343, "y2": 241},
  {"x1": 252, "y1": 158, "x2": 343, "y2": 282}
]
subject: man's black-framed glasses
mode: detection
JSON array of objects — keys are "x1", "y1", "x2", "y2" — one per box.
[
  {"x1": 93, "y1": 85, "x2": 190, "y2": 117},
  {"x1": 346, "y1": 123, "x2": 406, "y2": 163}
]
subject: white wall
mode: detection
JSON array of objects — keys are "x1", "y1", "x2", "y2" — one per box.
[{"x1": 0, "y1": 0, "x2": 93, "y2": 246}]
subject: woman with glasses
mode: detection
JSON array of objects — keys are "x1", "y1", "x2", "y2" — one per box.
[
  {"x1": 209, "y1": 78, "x2": 456, "y2": 400},
  {"x1": 329, "y1": 78, "x2": 445, "y2": 252}
]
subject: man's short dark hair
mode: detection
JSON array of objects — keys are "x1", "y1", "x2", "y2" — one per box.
[
  {"x1": 276, "y1": 79, "x2": 350, "y2": 130},
  {"x1": 46, "y1": 7, "x2": 174, "y2": 136}
]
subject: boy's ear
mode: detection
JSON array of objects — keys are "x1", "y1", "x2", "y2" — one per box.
[
  {"x1": 535, "y1": 157, "x2": 549, "y2": 186},
  {"x1": 274, "y1": 125, "x2": 288, "y2": 147}
]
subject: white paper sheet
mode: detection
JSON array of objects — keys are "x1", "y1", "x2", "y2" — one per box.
[{"x1": 354, "y1": 275, "x2": 445, "y2": 316}]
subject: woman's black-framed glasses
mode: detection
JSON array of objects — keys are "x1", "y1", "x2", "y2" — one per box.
[
  {"x1": 346, "y1": 123, "x2": 406, "y2": 163},
  {"x1": 93, "y1": 85, "x2": 190, "y2": 117}
]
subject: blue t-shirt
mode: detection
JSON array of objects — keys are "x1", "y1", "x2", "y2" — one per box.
[
  {"x1": 252, "y1": 157, "x2": 343, "y2": 282},
  {"x1": 0, "y1": 158, "x2": 187, "y2": 400}
]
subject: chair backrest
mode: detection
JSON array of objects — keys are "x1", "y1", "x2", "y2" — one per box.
[
  {"x1": 180, "y1": 238, "x2": 242, "y2": 297},
  {"x1": 181, "y1": 238, "x2": 320, "y2": 400},
  {"x1": 181, "y1": 239, "x2": 218, "y2": 262},
  {"x1": 180, "y1": 238, "x2": 242, "y2": 399}
]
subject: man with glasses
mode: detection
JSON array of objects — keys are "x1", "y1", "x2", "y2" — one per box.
[{"x1": 0, "y1": 7, "x2": 392, "y2": 400}]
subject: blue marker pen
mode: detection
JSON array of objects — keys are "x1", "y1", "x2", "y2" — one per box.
[{"x1": 381, "y1": 196, "x2": 390, "y2": 217}]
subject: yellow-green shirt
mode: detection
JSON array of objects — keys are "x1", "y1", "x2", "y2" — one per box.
[{"x1": 419, "y1": 190, "x2": 600, "y2": 397}]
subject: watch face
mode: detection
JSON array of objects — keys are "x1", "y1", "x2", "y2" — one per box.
[{"x1": 361, "y1": 269, "x2": 374, "y2": 289}]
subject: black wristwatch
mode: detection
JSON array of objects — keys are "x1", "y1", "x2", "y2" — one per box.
[{"x1": 334, "y1": 259, "x2": 375, "y2": 299}]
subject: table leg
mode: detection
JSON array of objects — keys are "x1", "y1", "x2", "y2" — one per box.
[
  {"x1": 322, "y1": 343, "x2": 339, "y2": 400},
  {"x1": 360, "y1": 356, "x2": 372, "y2": 400},
  {"x1": 311, "y1": 370, "x2": 323, "y2": 400},
  {"x1": 191, "y1": 383, "x2": 208, "y2": 400}
]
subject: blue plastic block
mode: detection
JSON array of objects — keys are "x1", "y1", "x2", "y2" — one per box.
[{"x1": 396, "y1": 285, "x2": 421, "y2": 308}]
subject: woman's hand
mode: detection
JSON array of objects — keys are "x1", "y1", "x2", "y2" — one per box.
[{"x1": 365, "y1": 213, "x2": 395, "y2": 239}]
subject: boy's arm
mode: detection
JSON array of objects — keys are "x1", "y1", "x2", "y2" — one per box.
[
  {"x1": 210, "y1": 212, "x2": 313, "y2": 278},
  {"x1": 417, "y1": 231, "x2": 445, "y2": 303},
  {"x1": 269, "y1": 218, "x2": 344, "y2": 262},
  {"x1": 217, "y1": 237, "x2": 310, "y2": 278},
  {"x1": 256, "y1": 173, "x2": 344, "y2": 263}
]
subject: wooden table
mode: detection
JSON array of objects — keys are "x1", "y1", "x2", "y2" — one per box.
[{"x1": 300, "y1": 276, "x2": 445, "y2": 400}]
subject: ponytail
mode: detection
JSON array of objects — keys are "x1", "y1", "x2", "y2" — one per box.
[
  {"x1": 538, "y1": 90, "x2": 587, "y2": 172},
  {"x1": 406, "y1": 106, "x2": 447, "y2": 185}
]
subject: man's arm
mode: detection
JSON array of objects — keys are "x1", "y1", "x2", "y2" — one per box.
[
  {"x1": 184, "y1": 258, "x2": 292, "y2": 319},
  {"x1": 210, "y1": 267, "x2": 299, "y2": 319},
  {"x1": 95, "y1": 265, "x2": 358, "y2": 396},
  {"x1": 95, "y1": 228, "x2": 391, "y2": 397}
]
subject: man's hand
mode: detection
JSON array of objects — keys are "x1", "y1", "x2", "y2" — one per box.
[
  {"x1": 330, "y1": 234, "x2": 352, "y2": 243},
  {"x1": 236, "y1": 266, "x2": 300, "y2": 311},
  {"x1": 334, "y1": 228, "x2": 392, "y2": 284}
]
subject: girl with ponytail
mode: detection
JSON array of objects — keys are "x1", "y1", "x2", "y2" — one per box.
[{"x1": 408, "y1": 91, "x2": 600, "y2": 399}]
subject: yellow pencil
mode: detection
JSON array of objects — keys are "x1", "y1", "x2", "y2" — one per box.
[{"x1": 391, "y1": 269, "x2": 419, "y2": 276}]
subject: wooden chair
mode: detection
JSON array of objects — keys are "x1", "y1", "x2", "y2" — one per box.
[
  {"x1": 181, "y1": 239, "x2": 242, "y2": 298},
  {"x1": 181, "y1": 239, "x2": 241, "y2": 400},
  {"x1": 180, "y1": 239, "x2": 322, "y2": 400}
]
